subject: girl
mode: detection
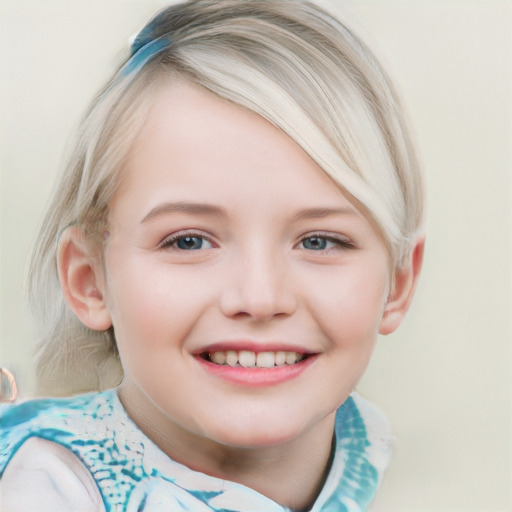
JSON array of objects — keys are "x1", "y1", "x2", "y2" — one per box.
[{"x1": 0, "y1": 0, "x2": 424, "y2": 510}]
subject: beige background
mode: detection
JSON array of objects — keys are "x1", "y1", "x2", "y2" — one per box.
[{"x1": 1, "y1": 1, "x2": 511, "y2": 510}]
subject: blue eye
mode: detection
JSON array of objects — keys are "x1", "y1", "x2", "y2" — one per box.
[
  {"x1": 299, "y1": 235, "x2": 352, "y2": 251},
  {"x1": 162, "y1": 234, "x2": 213, "y2": 250},
  {"x1": 176, "y1": 236, "x2": 206, "y2": 250},
  {"x1": 301, "y1": 236, "x2": 329, "y2": 250}
]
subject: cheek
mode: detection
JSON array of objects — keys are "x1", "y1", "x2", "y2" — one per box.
[
  {"x1": 103, "y1": 256, "x2": 213, "y2": 350},
  {"x1": 310, "y1": 264, "x2": 389, "y2": 347}
]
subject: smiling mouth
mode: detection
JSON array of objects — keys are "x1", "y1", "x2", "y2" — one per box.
[{"x1": 201, "y1": 350, "x2": 309, "y2": 368}]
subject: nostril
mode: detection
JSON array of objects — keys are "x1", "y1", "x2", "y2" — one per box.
[{"x1": 218, "y1": 263, "x2": 298, "y2": 321}]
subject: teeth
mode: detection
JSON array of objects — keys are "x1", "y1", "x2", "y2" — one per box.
[
  {"x1": 256, "y1": 352, "x2": 275, "y2": 368},
  {"x1": 239, "y1": 351, "x2": 256, "y2": 367},
  {"x1": 207, "y1": 350, "x2": 305, "y2": 368},
  {"x1": 210, "y1": 351, "x2": 227, "y2": 365},
  {"x1": 285, "y1": 352, "x2": 298, "y2": 365},
  {"x1": 226, "y1": 350, "x2": 238, "y2": 367},
  {"x1": 275, "y1": 351, "x2": 286, "y2": 366}
]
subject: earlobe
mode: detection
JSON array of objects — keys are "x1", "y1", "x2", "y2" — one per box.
[
  {"x1": 379, "y1": 237, "x2": 425, "y2": 336},
  {"x1": 57, "y1": 226, "x2": 112, "y2": 331}
]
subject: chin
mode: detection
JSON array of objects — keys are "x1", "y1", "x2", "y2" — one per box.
[
  {"x1": 217, "y1": 428, "x2": 300, "y2": 449},
  {"x1": 202, "y1": 413, "x2": 314, "y2": 449}
]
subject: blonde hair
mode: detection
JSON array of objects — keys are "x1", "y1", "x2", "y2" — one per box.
[{"x1": 29, "y1": 0, "x2": 424, "y2": 396}]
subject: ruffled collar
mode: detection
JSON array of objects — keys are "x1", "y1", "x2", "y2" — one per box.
[{"x1": 109, "y1": 390, "x2": 391, "y2": 511}]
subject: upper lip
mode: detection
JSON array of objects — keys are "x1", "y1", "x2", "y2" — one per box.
[{"x1": 193, "y1": 340, "x2": 318, "y2": 356}]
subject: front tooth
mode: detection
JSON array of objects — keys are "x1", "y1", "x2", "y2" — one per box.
[
  {"x1": 239, "y1": 351, "x2": 256, "y2": 367},
  {"x1": 226, "y1": 350, "x2": 238, "y2": 367},
  {"x1": 275, "y1": 351, "x2": 286, "y2": 366},
  {"x1": 285, "y1": 352, "x2": 298, "y2": 364},
  {"x1": 210, "y1": 351, "x2": 226, "y2": 365},
  {"x1": 256, "y1": 352, "x2": 275, "y2": 368}
]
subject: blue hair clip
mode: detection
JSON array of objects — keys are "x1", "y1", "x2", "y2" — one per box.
[
  {"x1": 121, "y1": 36, "x2": 172, "y2": 76},
  {"x1": 121, "y1": 11, "x2": 172, "y2": 77}
]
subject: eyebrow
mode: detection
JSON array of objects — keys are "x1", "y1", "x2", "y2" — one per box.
[
  {"x1": 140, "y1": 202, "x2": 358, "y2": 225},
  {"x1": 140, "y1": 201, "x2": 228, "y2": 224},
  {"x1": 293, "y1": 206, "x2": 359, "y2": 221}
]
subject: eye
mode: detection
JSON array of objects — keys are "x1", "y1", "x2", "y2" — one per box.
[
  {"x1": 301, "y1": 236, "x2": 330, "y2": 250},
  {"x1": 160, "y1": 233, "x2": 213, "y2": 250},
  {"x1": 298, "y1": 234, "x2": 353, "y2": 251}
]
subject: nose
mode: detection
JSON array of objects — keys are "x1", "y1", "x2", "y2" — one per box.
[{"x1": 219, "y1": 247, "x2": 298, "y2": 322}]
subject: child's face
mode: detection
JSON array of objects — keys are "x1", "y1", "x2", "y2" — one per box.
[{"x1": 102, "y1": 80, "x2": 392, "y2": 448}]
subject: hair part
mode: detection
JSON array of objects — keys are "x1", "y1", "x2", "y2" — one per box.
[{"x1": 29, "y1": 0, "x2": 424, "y2": 396}]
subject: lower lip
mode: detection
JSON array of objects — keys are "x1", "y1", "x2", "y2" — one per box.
[{"x1": 196, "y1": 355, "x2": 317, "y2": 387}]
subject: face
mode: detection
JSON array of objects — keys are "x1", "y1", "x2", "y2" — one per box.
[{"x1": 101, "y1": 80, "x2": 392, "y2": 449}]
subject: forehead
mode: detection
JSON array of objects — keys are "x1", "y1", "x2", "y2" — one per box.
[{"x1": 111, "y1": 80, "x2": 358, "y2": 216}]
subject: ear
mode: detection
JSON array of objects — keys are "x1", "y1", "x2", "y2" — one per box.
[
  {"x1": 379, "y1": 236, "x2": 425, "y2": 335},
  {"x1": 57, "y1": 226, "x2": 112, "y2": 331}
]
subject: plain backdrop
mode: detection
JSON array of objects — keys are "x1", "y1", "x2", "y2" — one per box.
[{"x1": 0, "y1": 1, "x2": 510, "y2": 511}]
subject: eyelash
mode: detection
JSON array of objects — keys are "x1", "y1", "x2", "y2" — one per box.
[
  {"x1": 159, "y1": 231, "x2": 215, "y2": 250},
  {"x1": 158, "y1": 231, "x2": 354, "y2": 252},
  {"x1": 297, "y1": 233, "x2": 355, "y2": 251}
]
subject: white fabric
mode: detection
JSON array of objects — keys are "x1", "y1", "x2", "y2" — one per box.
[
  {"x1": 0, "y1": 437, "x2": 104, "y2": 512},
  {"x1": 0, "y1": 391, "x2": 391, "y2": 511}
]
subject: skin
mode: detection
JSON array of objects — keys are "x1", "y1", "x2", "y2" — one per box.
[{"x1": 59, "y1": 79, "x2": 423, "y2": 510}]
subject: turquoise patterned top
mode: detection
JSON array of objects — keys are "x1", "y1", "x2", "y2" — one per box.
[{"x1": 0, "y1": 390, "x2": 391, "y2": 511}]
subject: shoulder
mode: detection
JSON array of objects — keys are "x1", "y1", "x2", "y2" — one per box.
[
  {"x1": 0, "y1": 390, "x2": 116, "y2": 475},
  {"x1": 0, "y1": 391, "x2": 116, "y2": 511},
  {"x1": 0, "y1": 390, "x2": 115, "y2": 431},
  {"x1": 1, "y1": 389, "x2": 159, "y2": 508},
  {"x1": 0, "y1": 437, "x2": 104, "y2": 512}
]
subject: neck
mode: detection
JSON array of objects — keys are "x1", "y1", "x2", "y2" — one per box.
[{"x1": 118, "y1": 384, "x2": 336, "y2": 511}]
